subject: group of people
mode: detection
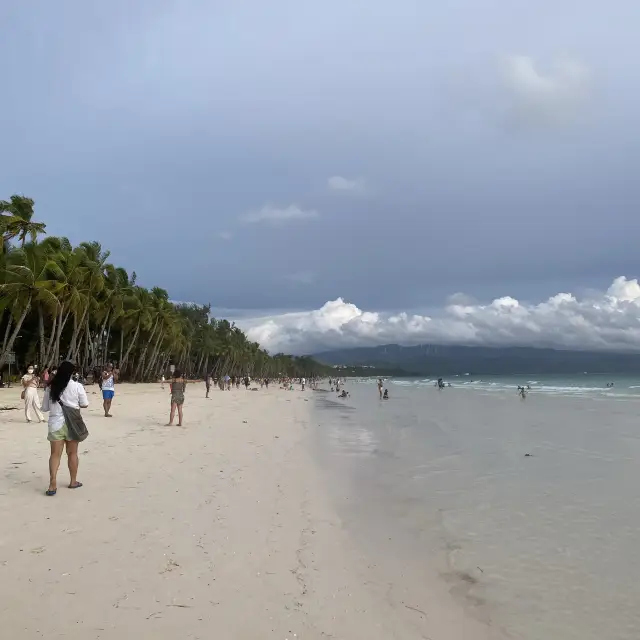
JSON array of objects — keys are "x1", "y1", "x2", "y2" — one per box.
[
  {"x1": 17, "y1": 361, "x2": 123, "y2": 496},
  {"x1": 17, "y1": 361, "x2": 90, "y2": 496},
  {"x1": 13, "y1": 362, "x2": 324, "y2": 496}
]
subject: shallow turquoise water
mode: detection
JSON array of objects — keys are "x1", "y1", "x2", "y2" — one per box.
[{"x1": 359, "y1": 372, "x2": 640, "y2": 397}]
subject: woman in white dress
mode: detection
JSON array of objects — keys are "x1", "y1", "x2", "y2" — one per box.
[{"x1": 21, "y1": 364, "x2": 44, "y2": 423}]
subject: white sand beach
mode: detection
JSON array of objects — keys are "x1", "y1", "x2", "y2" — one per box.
[{"x1": 0, "y1": 383, "x2": 495, "y2": 640}]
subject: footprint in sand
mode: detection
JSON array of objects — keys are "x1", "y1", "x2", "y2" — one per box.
[
  {"x1": 30, "y1": 546, "x2": 46, "y2": 554},
  {"x1": 160, "y1": 558, "x2": 180, "y2": 574}
]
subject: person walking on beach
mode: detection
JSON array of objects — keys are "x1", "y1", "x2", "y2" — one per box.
[
  {"x1": 301, "y1": 377, "x2": 306, "y2": 391},
  {"x1": 243, "y1": 375, "x2": 250, "y2": 390},
  {"x1": 102, "y1": 363, "x2": 117, "y2": 417},
  {"x1": 206, "y1": 373, "x2": 212, "y2": 398},
  {"x1": 22, "y1": 364, "x2": 44, "y2": 423},
  {"x1": 41, "y1": 361, "x2": 88, "y2": 496},
  {"x1": 167, "y1": 369, "x2": 187, "y2": 426}
]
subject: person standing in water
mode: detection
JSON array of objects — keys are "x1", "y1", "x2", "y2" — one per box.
[
  {"x1": 101, "y1": 363, "x2": 117, "y2": 417},
  {"x1": 22, "y1": 364, "x2": 44, "y2": 423},
  {"x1": 377, "y1": 378, "x2": 384, "y2": 399},
  {"x1": 41, "y1": 361, "x2": 88, "y2": 496},
  {"x1": 167, "y1": 369, "x2": 187, "y2": 426}
]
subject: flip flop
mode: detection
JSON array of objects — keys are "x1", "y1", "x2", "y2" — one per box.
[
  {"x1": 45, "y1": 489, "x2": 57, "y2": 496},
  {"x1": 68, "y1": 482, "x2": 83, "y2": 489}
]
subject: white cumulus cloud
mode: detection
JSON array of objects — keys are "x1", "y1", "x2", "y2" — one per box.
[
  {"x1": 241, "y1": 277, "x2": 640, "y2": 354},
  {"x1": 327, "y1": 176, "x2": 366, "y2": 193},
  {"x1": 240, "y1": 204, "x2": 318, "y2": 224},
  {"x1": 503, "y1": 55, "x2": 590, "y2": 127}
]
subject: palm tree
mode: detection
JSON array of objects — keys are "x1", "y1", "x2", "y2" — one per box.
[
  {"x1": 0, "y1": 243, "x2": 59, "y2": 368},
  {"x1": 1, "y1": 193, "x2": 331, "y2": 380},
  {"x1": 0, "y1": 195, "x2": 47, "y2": 249}
]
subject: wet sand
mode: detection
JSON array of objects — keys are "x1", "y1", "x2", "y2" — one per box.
[{"x1": 0, "y1": 382, "x2": 494, "y2": 639}]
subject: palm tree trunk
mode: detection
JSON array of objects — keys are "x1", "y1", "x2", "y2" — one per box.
[
  {"x1": 144, "y1": 330, "x2": 164, "y2": 380},
  {"x1": 134, "y1": 318, "x2": 159, "y2": 380},
  {"x1": 121, "y1": 318, "x2": 141, "y2": 373},
  {"x1": 82, "y1": 316, "x2": 91, "y2": 371},
  {"x1": 160, "y1": 355, "x2": 170, "y2": 377},
  {"x1": 54, "y1": 308, "x2": 71, "y2": 364},
  {"x1": 196, "y1": 351, "x2": 204, "y2": 376},
  {"x1": 2, "y1": 312, "x2": 13, "y2": 354},
  {"x1": 66, "y1": 313, "x2": 78, "y2": 360},
  {"x1": 44, "y1": 312, "x2": 58, "y2": 366},
  {"x1": 38, "y1": 307, "x2": 46, "y2": 365},
  {"x1": 73, "y1": 326, "x2": 84, "y2": 363},
  {"x1": 92, "y1": 310, "x2": 110, "y2": 367},
  {"x1": 104, "y1": 324, "x2": 112, "y2": 362},
  {"x1": 0, "y1": 295, "x2": 32, "y2": 368},
  {"x1": 67, "y1": 305, "x2": 89, "y2": 360}
]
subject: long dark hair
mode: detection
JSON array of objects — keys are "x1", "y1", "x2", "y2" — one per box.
[{"x1": 50, "y1": 361, "x2": 75, "y2": 402}]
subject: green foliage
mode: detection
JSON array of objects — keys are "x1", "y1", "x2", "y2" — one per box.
[{"x1": 0, "y1": 195, "x2": 329, "y2": 379}]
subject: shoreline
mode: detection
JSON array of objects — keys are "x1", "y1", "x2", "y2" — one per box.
[{"x1": 0, "y1": 383, "x2": 494, "y2": 639}]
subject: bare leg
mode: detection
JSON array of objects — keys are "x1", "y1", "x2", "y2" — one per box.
[
  {"x1": 177, "y1": 404, "x2": 183, "y2": 426},
  {"x1": 65, "y1": 441, "x2": 80, "y2": 487},
  {"x1": 48, "y1": 441, "x2": 64, "y2": 492},
  {"x1": 167, "y1": 402, "x2": 176, "y2": 425},
  {"x1": 104, "y1": 398, "x2": 113, "y2": 417}
]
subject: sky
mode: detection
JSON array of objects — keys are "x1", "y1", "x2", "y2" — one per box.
[{"x1": 2, "y1": 1, "x2": 640, "y2": 354}]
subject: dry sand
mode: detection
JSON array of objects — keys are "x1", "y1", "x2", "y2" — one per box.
[{"x1": 0, "y1": 382, "x2": 494, "y2": 639}]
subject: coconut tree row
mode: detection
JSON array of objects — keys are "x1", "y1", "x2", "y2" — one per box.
[{"x1": 0, "y1": 196, "x2": 328, "y2": 380}]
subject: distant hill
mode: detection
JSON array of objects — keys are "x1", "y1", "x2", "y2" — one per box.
[{"x1": 312, "y1": 344, "x2": 640, "y2": 375}]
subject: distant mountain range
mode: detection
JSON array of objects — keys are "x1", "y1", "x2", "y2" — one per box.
[{"x1": 312, "y1": 344, "x2": 640, "y2": 375}]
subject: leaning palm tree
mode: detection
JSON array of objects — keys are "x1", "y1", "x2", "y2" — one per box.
[
  {"x1": 0, "y1": 195, "x2": 47, "y2": 249},
  {"x1": 1, "y1": 193, "x2": 332, "y2": 380},
  {"x1": 0, "y1": 243, "x2": 59, "y2": 368}
]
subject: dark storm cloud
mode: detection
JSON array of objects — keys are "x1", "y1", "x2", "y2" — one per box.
[{"x1": 2, "y1": 0, "x2": 640, "y2": 350}]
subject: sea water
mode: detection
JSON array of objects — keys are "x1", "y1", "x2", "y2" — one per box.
[{"x1": 311, "y1": 376, "x2": 640, "y2": 640}]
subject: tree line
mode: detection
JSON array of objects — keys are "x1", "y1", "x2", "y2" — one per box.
[{"x1": 1, "y1": 194, "x2": 328, "y2": 380}]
